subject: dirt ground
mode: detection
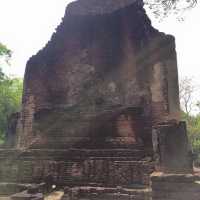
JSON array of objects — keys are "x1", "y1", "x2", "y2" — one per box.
[
  {"x1": 45, "y1": 191, "x2": 64, "y2": 200},
  {"x1": 0, "y1": 197, "x2": 11, "y2": 200}
]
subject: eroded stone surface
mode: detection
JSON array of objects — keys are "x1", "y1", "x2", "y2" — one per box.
[
  {"x1": 151, "y1": 172, "x2": 200, "y2": 200},
  {"x1": 15, "y1": 0, "x2": 179, "y2": 149},
  {"x1": 11, "y1": 191, "x2": 43, "y2": 200},
  {"x1": 61, "y1": 186, "x2": 151, "y2": 200},
  {"x1": 67, "y1": 0, "x2": 143, "y2": 15},
  {"x1": 152, "y1": 121, "x2": 193, "y2": 173},
  {"x1": 0, "y1": 149, "x2": 154, "y2": 186},
  {"x1": 0, "y1": 183, "x2": 29, "y2": 196}
]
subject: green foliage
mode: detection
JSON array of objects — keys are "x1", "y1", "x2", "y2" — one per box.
[
  {"x1": 0, "y1": 43, "x2": 11, "y2": 57},
  {"x1": 0, "y1": 43, "x2": 12, "y2": 80},
  {"x1": 181, "y1": 111, "x2": 200, "y2": 154},
  {"x1": 0, "y1": 43, "x2": 23, "y2": 143},
  {"x1": 0, "y1": 78, "x2": 23, "y2": 142}
]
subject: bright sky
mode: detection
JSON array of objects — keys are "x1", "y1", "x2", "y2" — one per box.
[{"x1": 0, "y1": 0, "x2": 200, "y2": 82}]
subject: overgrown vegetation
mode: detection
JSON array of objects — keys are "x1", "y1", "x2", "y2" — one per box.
[
  {"x1": 179, "y1": 76, "x2": 200, "y2": 165},
  {"x1": 181, "y1": 112, "x2": 200, "y2": 151},
  {"x1": 181, "y1": 111, "x2": 200, "y2": 165},
  {"x1": 145, "y1": 0, "x2": 197, "y2": 19},
  {"x1": 0, "y1": 43, "x2": 23, "y2": 144}
]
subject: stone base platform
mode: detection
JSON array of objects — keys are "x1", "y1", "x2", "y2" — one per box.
[
  {"x1": 0, "y1": 182, "x2": 45, "y2": 200},
  {"x1": 11, "y1": 191, "x2": 43, "y2": 200},
  {"x1": 0, "y1": 185, "x2": 151, "y2": 200},
  {"x1": 151, "y1": 172, "x2": 200, "y2": 200},
  {"x1": 0, "y1": 183, "x2": 30, "y2": 196},
  {"x1": 0, "y1": 147, "x2": 154, "y2": 199},
  {"x1": 61, "y1": 185, "x2": 151, "y2": 200},
  {"x1": 0, "y1": 148, "x2": 154, "y2": 195}
]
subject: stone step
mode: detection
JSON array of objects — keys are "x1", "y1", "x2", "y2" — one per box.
[
  {"x1": 0, "y1": 160, "x2": 154, "y2": 187},
  {"x1": 0, "y1": 148, "x2": 150, "y2": 161},
  {"x1": 11, "y1": 191, "x2": 43, "y2": 200},
  {"x1": 0, "y1": 183, "x2": 29, "y2": 196},
  {"x1": 62, "y1": 185, "x2": 151, "y2": 200},
  {"x1": 57, "y1": 160, "x2": 154, "y2": 187},
  {"x1": 0, "y1": 196, "x2": 11, "y2": 200},
  {"x1": 0, "y1": 183, "x2": 46, "y2": 199},
  {"x1": 0, "y1": 149, "x2": 20, "y2": 159},
  {"x1": 29, "y1": 139, "x2": 147, "y2": 150}
]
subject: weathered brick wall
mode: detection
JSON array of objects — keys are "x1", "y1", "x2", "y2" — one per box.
[
  {"x1": 0, "y1": 149, "x2": 154, "y2": 187},
  {"x1": 0, "y1": 2, "x2": 184, "y2": 199},
  {"x1": 16, "y1": 0, "x2": 180, "y2": 150}
]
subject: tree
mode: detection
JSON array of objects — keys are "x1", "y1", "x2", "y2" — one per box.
[
  {"x1": 0, "y1": 43, "x2": 23, "y2": 143},
  {"x1": 0, "y1": 43, "x2": 11, "y2": 57},
  {"x1": 179, "y1": 77, "x2": 197, "y2": 115},
  {"x1": 144, "y1": 0, "x2": 197, "y2": 18},
  {"x1": 0, "y1": 42, "x2": 12, "y2": 80},
  {"x1": 181, "y1": 111, "x2": 200, "y2": 153},
  {"x1": 0, "y1": 78, "x2": 23, "y2": 142},
  {"x1": 179, "y1": 77, "x2": 200, "y2": 165}
]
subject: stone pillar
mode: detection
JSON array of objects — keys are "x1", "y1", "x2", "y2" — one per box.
[
  {"x1": 151, "y1": 121, "x2": 198, "y2": 200},
  {"x1": 152, "y1": 121, "x2": 193, "y2": 173}
]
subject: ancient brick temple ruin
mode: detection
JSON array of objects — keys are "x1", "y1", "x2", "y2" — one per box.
[{"x1": 0, "y1": 0, "x2": 200, "y2": 199}]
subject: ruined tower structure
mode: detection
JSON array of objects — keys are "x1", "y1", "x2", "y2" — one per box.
[
  {"x1": 0, "y1": 0, "x2": 198, "y2": 200},
  {"x1": 18, "y1": 0, "x2": 181, "y2": 150}
]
